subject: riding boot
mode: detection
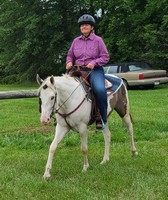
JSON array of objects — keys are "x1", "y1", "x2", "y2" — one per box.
[{"x1": 95, "y1": 108, "x2": 106, "y2": 130}]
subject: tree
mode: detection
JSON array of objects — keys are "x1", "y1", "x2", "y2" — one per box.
[
  {"x1": 0, "y1": 0, "x2": 82, "y2": 82},
  {"x1": 0, "y1": 0, "x2": 167, "y2": 83},
  {"x1": 96, "y1": 0, "x2": 168, "y2": 68}
]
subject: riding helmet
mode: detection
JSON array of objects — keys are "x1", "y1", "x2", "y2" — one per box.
[{"x1": 78, "y1": 14, "x2": 95, "y2": 26}]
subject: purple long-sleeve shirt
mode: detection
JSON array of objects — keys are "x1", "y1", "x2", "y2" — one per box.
[{"x1": 66, "y1": 33, "x2": 110, "y2": 67}]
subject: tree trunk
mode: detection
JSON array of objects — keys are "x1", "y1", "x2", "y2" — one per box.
[{"x1": 0, "y1": 90, "x2": 38, "y2": 99}]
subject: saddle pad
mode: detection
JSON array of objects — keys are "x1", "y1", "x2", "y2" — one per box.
[
  {"x1": 105, "y1": 74, "x2": 123, "y2": 94},
  {"x1": 74, "y1": 74, "x2": 123, "y2": 100}
]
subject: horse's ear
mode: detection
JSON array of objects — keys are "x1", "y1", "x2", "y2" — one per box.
[
  {"x1": 36, "y1": 74, "x2": 43, "y2": 85},
  {"x1": 50, "y1": 76, "x2": 55, "y2": 85}
]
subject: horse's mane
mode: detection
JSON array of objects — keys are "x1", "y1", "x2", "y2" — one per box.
[
  {"x1": 62, "y1": 73, "x2": 71, "y2": 78},
  {"x1": 37, "y1": 74, "x2": 72, "y2": 95}
]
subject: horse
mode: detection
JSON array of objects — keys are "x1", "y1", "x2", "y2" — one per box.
[{"x1": 37, "y1": 73, "x2": 138, "y2": 179}]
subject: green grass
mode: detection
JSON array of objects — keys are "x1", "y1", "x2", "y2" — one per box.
[
  {"x1": 0, "y1": 82, "x2": 38, "y2": 91},
  {"x1": 0, "y1": 84, "x2": 168, "y2": 200}
]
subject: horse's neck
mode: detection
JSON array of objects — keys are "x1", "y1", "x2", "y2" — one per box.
[
  {"x1": 54, "y1": 76, "x2": 84, "y2": 110},
  {"x1": 55, "y1": 76, "x2": 80, "y2": 95}
]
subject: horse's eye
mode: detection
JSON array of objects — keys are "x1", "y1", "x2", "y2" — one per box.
[{"x1": 51, "y1": 96, "x2": 55, "y2": 100}]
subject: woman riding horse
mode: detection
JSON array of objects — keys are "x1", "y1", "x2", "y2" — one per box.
[{"x1": 66, "y1": 14, "x2": 110, "y2": 130}]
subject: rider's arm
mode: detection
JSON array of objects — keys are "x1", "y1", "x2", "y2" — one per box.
[{"x1": 89, "y1": 37, "x2": 109, "y2": 67}]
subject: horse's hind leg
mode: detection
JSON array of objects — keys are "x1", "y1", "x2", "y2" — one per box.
[
  {"x1": 114, "y1": 84, "x2": 138, "y2": 156},
  {"x1": 122, "y1": 114, "x2": 138, "y2": 156},
  {"x1": 43, "y1": 124, "x2": 69, "y2": 179},
  {"x1": 101, "y1": 122, "x2": 111, "y2": 164}
]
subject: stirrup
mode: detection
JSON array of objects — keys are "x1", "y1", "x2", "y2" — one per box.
[{"x1": 96, "y1": 119, "x2": 106, "y2": 130}]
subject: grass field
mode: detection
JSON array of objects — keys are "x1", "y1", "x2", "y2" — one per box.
[{"x1": 0, "y1": 84, "x2": 168, "y2": 200}]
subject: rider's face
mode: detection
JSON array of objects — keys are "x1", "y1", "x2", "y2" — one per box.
[{"x1": 80, "y1": 24, "x2": 93, "y2": 36}]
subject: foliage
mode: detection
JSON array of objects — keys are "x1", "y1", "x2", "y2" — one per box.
[
  {"x1": 0, "y1": 84, "x2": 168, "y2": 199},
  {"x1": 0, "y1": 0, "x2": 168, "y2": 82},
  {"x1": 98, "y1": 0, "x2": 168, "y2": 67}
]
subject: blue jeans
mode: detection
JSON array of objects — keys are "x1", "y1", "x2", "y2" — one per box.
[{"x1": 89, "y1": 66, "x2": 107, "y2": 123}]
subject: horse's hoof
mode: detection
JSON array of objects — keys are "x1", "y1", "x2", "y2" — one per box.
[
  {"x1": 43, "y1": 173, "x2": 51, "y2": 180},
  {"x1": 100, "y1": 159, "x2": 109, "y2": 165},
  {"x1": 132, "y1": 151, "x2": 138, "y2": 156},
  {"x1": 82, "y1": 164, "x2": 89, "y2": 172}
]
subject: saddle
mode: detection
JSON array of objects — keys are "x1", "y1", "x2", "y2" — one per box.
[
  {"x1": 69, "y1": 66, "x2": 90, "y2": 87},
  {"x1": 69, "y1": 66, "x2": 112, "y2": 126}
]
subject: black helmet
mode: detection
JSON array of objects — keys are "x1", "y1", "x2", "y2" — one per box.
[{"x1": 78, "y1": 14, "x2": 95, "y2": 26}]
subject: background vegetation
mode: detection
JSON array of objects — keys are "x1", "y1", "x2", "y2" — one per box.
[
  {"x1": 0, "y1": 84, "x2": 168, "y2": 199},
  {"x1": 0, "y1": 0, "x2": 168, "y2": 82}
]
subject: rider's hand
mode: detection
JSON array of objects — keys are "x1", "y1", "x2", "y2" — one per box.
[
  {"x1": 86, "y1": 63, "x2": 94, "y2": 69},
  {"x1": 66, "y1": 62, "x2": 73, "y2": 70}
]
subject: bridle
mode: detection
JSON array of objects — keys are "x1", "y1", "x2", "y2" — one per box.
[
  {"x1": 38, "y1": 87, "x2": 57, "y2": 125},
  {"x1": 56, "y1": 94, "x2": 88, "y2": 129},
  {"x1": 39, "y1": 76, "x2": 90, "y2": 129}
]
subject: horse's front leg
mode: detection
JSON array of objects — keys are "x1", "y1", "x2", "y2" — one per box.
[
  {"x1": 79, "y1": 125, "x2": 89, "y2": 172},
  {"x1": 43, "y1": 124, "x2": 69, "y2": 179},
  {"x1": 101, "y1": 122, "x2": 111, "y2": 164}
]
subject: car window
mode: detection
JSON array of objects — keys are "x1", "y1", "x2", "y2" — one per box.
[
  {"x1": 108, "y1": 65, "x2": 118, "y2": 73},
  {"x1": 121, "y1": 65, "x2": 129, "y2": 72},
  {"x1": 103, "y1": 66, "x2": 109, "y2": 73},
  {"x1": 128, "y1": 65, "x2": 142, "y2": 71},
  {"x1": 139, "y1": 62, "x2": 151, "y2": 69}
]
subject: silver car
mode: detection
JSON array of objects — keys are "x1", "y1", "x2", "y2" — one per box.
[{"x1": 104, "y1": 62, "x2": 168, "y2": 88}]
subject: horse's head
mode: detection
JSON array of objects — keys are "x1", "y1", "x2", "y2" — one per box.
[{"x1": 37, "y1": 74, "x2": 57, "y2": 124}]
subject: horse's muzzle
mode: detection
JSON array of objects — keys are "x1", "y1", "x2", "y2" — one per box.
[{"x1": 40, "y1": 116, "x2": 51, "y2": 124}]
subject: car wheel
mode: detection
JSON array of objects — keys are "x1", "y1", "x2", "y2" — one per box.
[{"x1": 122, "y1": 79, "x2": 129, "y2": 89}]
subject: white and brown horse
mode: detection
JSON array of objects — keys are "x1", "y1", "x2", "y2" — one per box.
[{"x1": 37, "y1": 74, "x2": 138, "y2": 179}]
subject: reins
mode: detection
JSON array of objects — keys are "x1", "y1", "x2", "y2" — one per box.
[
  {"x1": 56, "y1": 96, "x2": 87, "y2": 129},
  {"x1": 51, "y1": 70, "x2": 92, "y2": 128},
  {"x1": 55, "y1": 69, "x2": 91, "y2": 113}
]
